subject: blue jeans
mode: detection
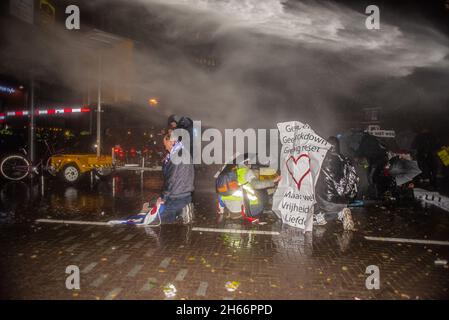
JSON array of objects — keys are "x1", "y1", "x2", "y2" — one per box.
[{"x1": 160, "y1": 195, "x2": 192, "y2": 223}]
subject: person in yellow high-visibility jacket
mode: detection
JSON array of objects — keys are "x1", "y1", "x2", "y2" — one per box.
[{"x1": 217, "y1": 163, "x2": 280, "y2": 223}]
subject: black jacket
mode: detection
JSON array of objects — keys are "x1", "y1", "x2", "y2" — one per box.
[{"x1": 161, "y1": 144, "x2": 194, "y2": 201}]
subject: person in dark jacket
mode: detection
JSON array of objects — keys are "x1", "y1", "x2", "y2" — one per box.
[
  {"x1": 112, "y1": 133, "x2": 194, "y2": 226},
  {"x1": 357, "y1": 132, "x2": 388, "y2": 198},
  {"x1": 412, "y1": 128, "x2": 438, "y2": 189},
  {"x1": 155, "y1": 133, "x2": 194, "y2": 223},
  {"x1": 314, "y1": 136, "x2": 357, "y2": 231}
]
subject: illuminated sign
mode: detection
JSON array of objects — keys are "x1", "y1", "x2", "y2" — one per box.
[{"x1": 0, "y1": 86, "x2": 16, "y2": 94}]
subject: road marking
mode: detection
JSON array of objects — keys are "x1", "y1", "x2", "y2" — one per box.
[
  {"x1": 175, "y1": 269, "x2": 188, "y2": 281},
  {"x1": 82, "y1": 262, "x2": 97, "y2": 274},
  {"x1": 127, "y1": 265, "x2": 143, "y2": 277},
  {"x1": 105, "y1": 288, "x2": 122, "y2": 300},
  {"x1": 192, "y1": 227, "x2": 280, "y2": 236},
  {"x1": 90, "y1": 274, "x2": 108, "y2": 287},
  {"x1": 115, "y1": 254, "x2": 130, "y2": 265},
  {"x1": 159, "y1": 257, "x2": 171, "y2": 269},
  {"x1": 364, "y1": 236, "x2": 449, "y2": 246},
  {"x1": 36, "y1": 219, "x2": 111, "y2": 226},
  {"x1": 196, "y1": 281, "x2": 208, "y2": 296}
]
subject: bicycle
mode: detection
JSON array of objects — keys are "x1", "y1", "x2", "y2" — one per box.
[{"x1": 0, "y1": 140, "x2": 62, "y2": 181}]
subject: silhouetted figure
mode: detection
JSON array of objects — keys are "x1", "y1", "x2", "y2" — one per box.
[
  {"x1": 412, "y1": 129, "x2": 438, "y2": 189},
  {"x1": 314, "y1": 136, "x2": 356, "y2": 231},
  {"x1": 357, "y1": 132, "x2": 388, "y2": 199}
]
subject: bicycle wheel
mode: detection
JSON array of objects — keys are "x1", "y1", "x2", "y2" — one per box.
[{"x1": 0, "y1": 154, "x2": 31, "y2": 181}]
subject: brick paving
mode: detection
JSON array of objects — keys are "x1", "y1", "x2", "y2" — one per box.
[{"x1": 0, "y1": 175, "x2": 448, "y2": 300}]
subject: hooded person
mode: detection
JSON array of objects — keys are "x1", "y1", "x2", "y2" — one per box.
[
  {"x1": 109, "y1": 133, "x2": 194, "y2": 226},
  {"x1": 167, "y1": 114, "x2": 194, "y2": 157},
  {"x1": 167, "y1": 114, "x2": 181, "y2": 130},
  {"x1": 357, "y1": 132, "x2": 388, "y2": 198},
  {"x1": 314, "y1": 136, "x2": 357, "y2": 231}
]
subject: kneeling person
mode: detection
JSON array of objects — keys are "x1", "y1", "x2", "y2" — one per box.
[
  {"x1": 216, "y1": 159, "x2": 280, "y2": 223},
  {"x1": 156, "y1": 133, "x2": 194, "y2": 224},
  {"x1": 112, "y1": 133, "x2": 194, "y2": 226}
]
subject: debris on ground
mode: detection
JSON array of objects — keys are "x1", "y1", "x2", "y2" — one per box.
[
  {"x1": 434, "y1": 259, "x2": 448, "y2": 266},
  {"x1": 225, "y1": 281, "x2": 240, "y2": 292},
  {"x1": 163, "y1": 283, "x2": 177, "y2": 298}
]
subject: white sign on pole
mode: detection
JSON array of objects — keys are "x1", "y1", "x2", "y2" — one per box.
[
  {"x1": 9, "y1": 0, "x2": 34, "y2": 24},
  {"x1": 272, "y1": 121, "x2": 331, "y2": 231},
  {"x1": 369, "y1": 129, "x2": 396, "y2": 138}
]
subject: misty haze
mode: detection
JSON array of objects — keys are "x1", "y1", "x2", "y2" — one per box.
[{"x1": 1, "y1": 0, "x2": 449, "y2": 303}]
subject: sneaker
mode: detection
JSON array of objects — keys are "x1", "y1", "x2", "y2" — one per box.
[
  {"x1": 313, "y1": 212, "x2": 327, "y2": 226},
  {"x1": 338, "y1": 208, "x2": 355, "y2": 231},
  {"x1": 188, "y1": 203, "x2": 194, "y2": 222},
  {"x1": 181, "y1": 203, "x2": 193, "y2": 225},
  {"x1": 243, "y1": 216, "x2": 259, "y2": 224},
  {"x1": 240, "y1": 205, "x2": 259, "y2": 223}
]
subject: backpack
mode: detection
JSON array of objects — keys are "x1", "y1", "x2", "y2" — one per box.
[{"x1": 216, "y1": 166, "x2": 239, "y2": 196}]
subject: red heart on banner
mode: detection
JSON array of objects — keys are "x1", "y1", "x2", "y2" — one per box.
[{"x1": 285, "y1": 154, "x2": 311, "y2": 190}]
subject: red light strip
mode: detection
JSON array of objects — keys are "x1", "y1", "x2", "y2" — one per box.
[{"x1": 1, "y1": 107, "x2": 90, "y2": 118}]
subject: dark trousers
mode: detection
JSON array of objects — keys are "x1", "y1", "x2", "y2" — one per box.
[
  {"x1": 417, "y1": 153, "x2": 437, "y2": 187},
  {"x1": 159, "y1": 194, "x2": 192, "y2": 223},
  {"x1": 368, "y1": 157, "x2": 388, "y2": 199}
]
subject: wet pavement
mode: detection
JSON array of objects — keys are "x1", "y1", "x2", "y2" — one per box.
[{"x1": 0, "y1": 170, "x2": 449, "y2": 300}]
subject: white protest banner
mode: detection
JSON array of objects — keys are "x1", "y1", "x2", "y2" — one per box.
[{"x1": 272, "y1": 121, "x2": 331, "y2": 231}]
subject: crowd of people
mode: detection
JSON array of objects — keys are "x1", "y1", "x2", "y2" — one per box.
[{"x1": 110, "y1": 118, "x2": 446, "y2": 231}]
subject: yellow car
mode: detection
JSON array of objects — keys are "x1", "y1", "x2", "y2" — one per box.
[{"x1": 47, "y1": 154, "x2": 113, "y2": 184}]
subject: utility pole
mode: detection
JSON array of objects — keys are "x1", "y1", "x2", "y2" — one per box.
[
  {"x1": 96, "y1": 53, "x2": 102, "y2": 157},
  {"x1": 29, "y1": 77, "x2": 35, "y2": 163},
  {"x1": 87, "y1": 68, "x2": 92, "y2": 134}
]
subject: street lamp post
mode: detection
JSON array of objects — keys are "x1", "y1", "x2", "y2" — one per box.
[
  {"x1": 29, "y1": 77, "x2": 35, "y2": 163},
  {"x1": 96, "y1": 53, "x2": 102, "y2": 157}
]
